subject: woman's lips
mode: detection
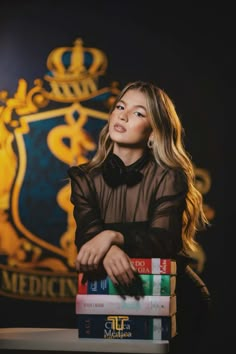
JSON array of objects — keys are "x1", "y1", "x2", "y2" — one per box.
[{"x1": 114, "y1": 124, "x2": 126, "y2": 132}]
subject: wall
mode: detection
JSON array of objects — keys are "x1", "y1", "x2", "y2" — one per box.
[{"x1": 0, "y1": 1, "x2": 228, "y2": 352}]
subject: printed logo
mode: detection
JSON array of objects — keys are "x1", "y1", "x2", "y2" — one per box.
[{"x1": 0, "y1": 38, "x2": 120, "y2": 301}]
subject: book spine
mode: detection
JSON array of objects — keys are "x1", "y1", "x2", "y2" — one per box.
[
  {"x1": 77, "y1": 314, "x2": 177, "y2": 340},
  {"x1": 78, "y1": 273, "x2": 176, "y2": 296},
  {"x1": 130, "y1": 258, "x2": 176, "y2": 274},
  {"x1": 76, "y1": 294, "x2": 176, "y2": 316}
]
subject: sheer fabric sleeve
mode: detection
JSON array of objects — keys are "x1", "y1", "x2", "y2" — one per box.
[
  {"x1": 68, "y1": 166, "x2": 104, "y2": 251},
  {"x1": 122, "y1": 168, "x2": 188, "y2": 258}
]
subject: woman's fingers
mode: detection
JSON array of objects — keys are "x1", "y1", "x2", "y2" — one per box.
[
  {"x1": 75, "y1": 249, "x2": 99, "y2": 272},
  {"x1": 103, "y1": 250, "x2": 136, "y2": 286}
]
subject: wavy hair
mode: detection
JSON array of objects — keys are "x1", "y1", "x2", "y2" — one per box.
[{"x1": 85, "y1": 81, "x2": 209, "y2": 260}]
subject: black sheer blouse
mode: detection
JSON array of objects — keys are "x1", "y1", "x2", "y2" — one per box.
[
  {"x1": 68, "y1": 152, "x2": 188, "y2": 260},
  {"x1": 68, "y1": 152, "x2": 211, "y2": 348}
]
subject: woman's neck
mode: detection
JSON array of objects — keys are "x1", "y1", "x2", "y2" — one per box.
[{"x1": 112, "y1": 146, "x2": 146, "y2": 166}]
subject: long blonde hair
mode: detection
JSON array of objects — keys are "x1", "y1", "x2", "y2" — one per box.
[{"x1": 86, "y1": 81, "x2": 209, "y2": 261}]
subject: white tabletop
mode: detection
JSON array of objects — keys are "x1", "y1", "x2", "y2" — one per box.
[{"x1": 0, "y1": 328, "x2": 169, "y2": 353}]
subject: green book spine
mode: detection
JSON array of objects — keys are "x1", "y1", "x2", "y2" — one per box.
[{"x1": 78, "y1": 273, "x2": 176, "y2": 296}]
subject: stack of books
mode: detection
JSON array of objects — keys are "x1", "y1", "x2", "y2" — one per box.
[{"x1": 76, "y1": 258, "x2": 177, "y2": 340}]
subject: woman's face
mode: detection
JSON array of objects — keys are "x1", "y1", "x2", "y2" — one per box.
[{"x1": 109, "y1": 89, "x2": 152, "y2": 148}]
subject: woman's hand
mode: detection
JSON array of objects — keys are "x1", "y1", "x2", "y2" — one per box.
[
  {"x1": 75, "y1": 230, "x2": 124, "y2": 272},
  {"x1": 102, "y1": 245, "x2": 137, "y2": 287}
]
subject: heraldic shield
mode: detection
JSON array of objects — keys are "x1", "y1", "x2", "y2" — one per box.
[{"x1": 0, "y1": 38, "x2": 120, "y2": 302}]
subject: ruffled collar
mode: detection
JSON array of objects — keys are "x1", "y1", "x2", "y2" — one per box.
[{"x1": 102, "y1": 151, "x2": 150, "y2": 188}]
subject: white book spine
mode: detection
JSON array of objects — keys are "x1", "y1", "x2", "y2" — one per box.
[{"x1": 76, "y1": 294, "x2": 176, "y2": 316}]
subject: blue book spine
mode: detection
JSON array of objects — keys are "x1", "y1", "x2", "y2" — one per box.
[{"x1": 77, "y1": 314, "x2": 176, "y2": 340}]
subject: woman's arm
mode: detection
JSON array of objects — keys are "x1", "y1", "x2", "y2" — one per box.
[
  {"x1": 68, "y1": 165, "x2": 103, "y2": 249},
  {"x1": 75, "y1": 229, "x2": 124, "y2": 272},
  {"x1": 68, "y1": 166, "x2": 125, "y2": 272}
]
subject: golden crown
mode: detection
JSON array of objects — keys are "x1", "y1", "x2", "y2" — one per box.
[{"x1": 43, "y1": 38, "x2": 108, "y2": 102}]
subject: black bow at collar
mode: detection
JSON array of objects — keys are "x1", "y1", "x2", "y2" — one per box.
[{"x1": 102, "y1": 152, "x2": 150, "y2": 188}]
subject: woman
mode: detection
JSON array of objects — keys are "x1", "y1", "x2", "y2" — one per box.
[{"x1": 68, "y1": 81, "x2": 211, "y2": 353}]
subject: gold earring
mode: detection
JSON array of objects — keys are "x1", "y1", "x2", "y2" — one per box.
[{"x1": 147, "y1": 139, "x2": 153, "y2": 149}]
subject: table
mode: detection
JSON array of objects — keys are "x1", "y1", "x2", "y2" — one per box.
[{"x1": 0, "y1": 328, "x2": 169, "y2": 353}]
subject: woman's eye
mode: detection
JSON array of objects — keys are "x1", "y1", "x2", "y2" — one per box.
[
  {"x1": 135, "y1": 111, "x2": 144, "y2": 117},
  {"x1": 116, "y1": 104, "x2": 124, "y2": 110}
]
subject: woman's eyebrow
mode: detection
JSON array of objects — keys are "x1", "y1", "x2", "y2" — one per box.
[{"x1": 118, "y1": 99, "x2": 147, "y2": 111}]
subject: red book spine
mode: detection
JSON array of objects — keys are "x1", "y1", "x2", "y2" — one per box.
[{"x1": 130, "y1": 258, "x2": 176, "y2": 274}]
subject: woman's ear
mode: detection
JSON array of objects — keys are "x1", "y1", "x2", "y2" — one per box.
[{"x1": 149, "y1": 132, "x2": 154, "y2": 140}]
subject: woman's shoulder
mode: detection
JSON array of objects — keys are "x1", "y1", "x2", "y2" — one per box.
[
  {"x1": 67, "y1": 163, "x2": 88, "y2": 179},
  {"x1": 148, "y1": 159, "x2": 188, "y2": 192},
  {"x1": 67, "y1": 163, "x2": 101, "y2": 181},
  {"x1": 67, "y1": 164, "x2": 101, "y2": 198},
  {"x1": 149, "y1": 158, "x2": 186, "y2": 179}
]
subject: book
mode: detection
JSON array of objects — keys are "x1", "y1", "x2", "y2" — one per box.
[
  {"x1": 130, "y1": 258, "x2": 177, "y2": 274},
  {"x1": 75, "y1": 294, "x2": 176, "y2": 316},
  {"x1": 78, "y1": 273, "x2": 176, "y2": 296},
  {"x1": 77, "y1": 314, "x2": 177, "y2": 340}
]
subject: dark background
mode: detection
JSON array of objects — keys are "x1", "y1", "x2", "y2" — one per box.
[{"x1": 0, "y1": 1, "x2": 229, "y2": 352}]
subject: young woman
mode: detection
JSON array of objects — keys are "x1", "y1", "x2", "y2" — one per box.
[{"x1": 68, "y1": 81, "x2": 211, "y2": 353}]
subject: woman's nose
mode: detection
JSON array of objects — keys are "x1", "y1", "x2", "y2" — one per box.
[{"x1": 119, "y1": 111, "x2": 128, "y2": 121}]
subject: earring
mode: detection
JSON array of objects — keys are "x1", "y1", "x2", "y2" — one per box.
[{"x1": 147, "y1": 139, "x2": 153, "y2": 149}]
